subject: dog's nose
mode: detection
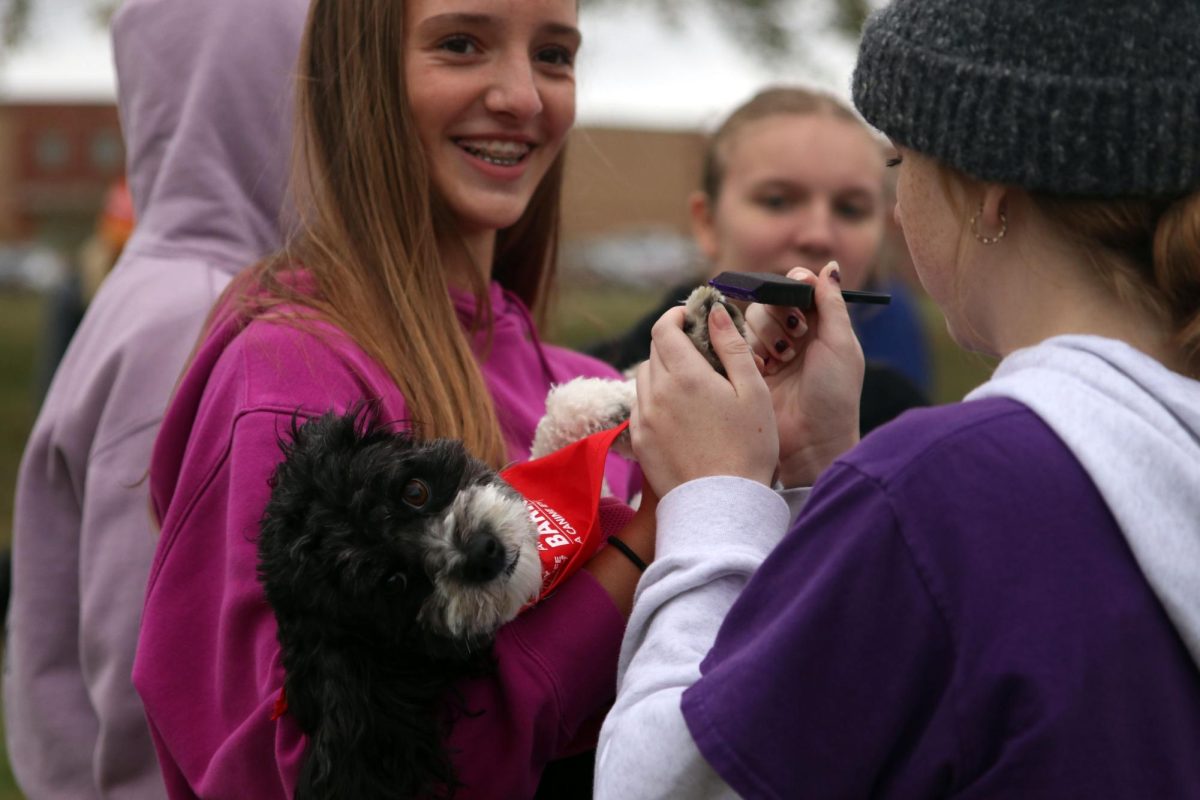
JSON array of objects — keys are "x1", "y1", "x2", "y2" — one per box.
[{"x1": 462, "y1": 532, "x2": 508, "y2": 583}]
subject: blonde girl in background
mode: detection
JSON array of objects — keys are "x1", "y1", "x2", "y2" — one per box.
[{"x1": 589, "y1": 86, "x2": 930, "y2": 433}]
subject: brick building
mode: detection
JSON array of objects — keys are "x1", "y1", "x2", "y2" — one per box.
[
  {"x1": 0, "y1": 100, "x2": 705, "y2": 259},
  {"x1": 0, "y1": 102, "x2": 125, "y2": 244},
  {"x1": 563, "y1": 126, "x2": 705, "y2": 239}
]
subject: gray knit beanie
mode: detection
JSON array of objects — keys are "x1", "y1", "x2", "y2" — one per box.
[{"x1": 852, "y1": 0, "x2": 1200, "y2": 197}]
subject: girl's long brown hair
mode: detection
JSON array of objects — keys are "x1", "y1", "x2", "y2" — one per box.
[{"x1": 230, "y1": 0, "x2": 565, "y2": 468}]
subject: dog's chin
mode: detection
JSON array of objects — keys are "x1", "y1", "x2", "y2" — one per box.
[
  {"x1": 420, "y1": 538, "x2": 541, "y2": 641},
  {"x1": 418, "y1": 481, "x2": 542, "y2": 641}
]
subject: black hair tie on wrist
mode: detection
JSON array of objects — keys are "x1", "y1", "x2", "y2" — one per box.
[{"x1": 607, "y1": 535, "x2": 647, "y2": 572}]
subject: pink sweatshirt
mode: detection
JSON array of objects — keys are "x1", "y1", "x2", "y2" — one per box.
[{"x1": 133, "y1": 281, "x2": 638, "y2": 799}]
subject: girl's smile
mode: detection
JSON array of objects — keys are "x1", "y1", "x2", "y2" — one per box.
[{"x1": 405, "y1": 0, "x2": 579, "y2": 237}]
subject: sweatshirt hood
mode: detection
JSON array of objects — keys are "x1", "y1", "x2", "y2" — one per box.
[
  {"x1": 450, "y1": 280, "x2": 531, "y2": 339},
  {"x1": 111, "y1": 0, "x2": 308, "y2": 271},
  {"x1": 969, "y1": 335, "x2": 1200, "y2": 667}
]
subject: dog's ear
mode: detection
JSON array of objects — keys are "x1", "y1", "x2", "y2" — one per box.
[{"x1": 258, "y1": 411, "x2": 432, "y2": 630}]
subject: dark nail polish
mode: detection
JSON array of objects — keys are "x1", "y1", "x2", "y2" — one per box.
[
  {"x1": 830, "y1": 268, "x2": 842, "y2": 284},
  {"x1": 786, "y1": 314, "x2": 800, "y2": 329},
  {"x1": 774, "y1": 339, "x2": 788, "y2": 354}
]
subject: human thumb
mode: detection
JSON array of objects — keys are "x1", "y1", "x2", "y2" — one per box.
[
  {"x1": 709, "y1": 304, "x2": 760, "y2": 387},
  {"x1": 814, "y1": 261, "x2": 858, "y2": 351}
]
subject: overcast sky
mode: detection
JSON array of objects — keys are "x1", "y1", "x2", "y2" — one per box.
[{"x1": 0, "y1": 0, "x2": 862, "y2": 129}]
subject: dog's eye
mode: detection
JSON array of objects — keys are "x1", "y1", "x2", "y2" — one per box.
[{"x1": 401, "y1": 478, "x2": 431, "y2": 509}]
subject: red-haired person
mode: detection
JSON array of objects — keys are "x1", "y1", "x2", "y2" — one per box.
[{"x1": 597, "y1": 0, "x2": 1200, "y2": 797}]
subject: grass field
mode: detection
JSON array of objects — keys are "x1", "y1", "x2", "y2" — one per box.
[
  {"x1": 0, "y1": 290, "x2": 40, "y2": 799},
  {"x1": 0, "y1": 293, "x2": 42, "y2": 555},
  {"x1": 0, "y1": 282, "x2": 991, "y2": 798},
  {"x1": 918, "y1": 299, "x2": 998, "y2": 404}
]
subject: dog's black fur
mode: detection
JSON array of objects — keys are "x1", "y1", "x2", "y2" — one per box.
[{"x1": 258, "y1": 408, "x2": 536, "y2": 799}]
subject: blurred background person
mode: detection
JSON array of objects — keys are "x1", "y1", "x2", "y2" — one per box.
[
  {"x1": 855, "y1": 166, "x2": 931, "y2": 394},
  {"x1": 3, "y1": 0, "x2": 307, "y2": 796},
  {"x1": 0, "y1": 179, "x2": 132, "y2": 663},
  {"x1": 587, "y1": 86, "x2": 930, "y2": 434},
  {"x1": 35, "y1": 176, "x2": 135, "y2": 400}
]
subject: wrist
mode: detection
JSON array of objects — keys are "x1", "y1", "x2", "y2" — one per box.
[
  {"x1": 606, "y1": 535, "x2": 648, "y2": 572},
  {"x1": 678, "y1": 461, "x2": 777, "y2": 492},
  {"x1": 778, "y1": 436, "x2": 857, "y2": 488},
  {"x1": 582, "y1": 506, "x2": 656, "y2": 617},
  {"x1": 615, "y1": 505, "x2": 656, "y2": 561}
]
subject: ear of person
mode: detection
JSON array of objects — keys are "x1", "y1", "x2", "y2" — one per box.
[{"x1": 972, "y1": 186, "x2": 1010, "y2": 245}]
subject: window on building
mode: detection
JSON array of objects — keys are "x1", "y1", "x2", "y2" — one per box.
[
  {"x1": 36, "y1": 130, "x2": 71, "y2": 171},
  {"x1": 90, "y1": 129, "x2": 124, "y2": 173}
]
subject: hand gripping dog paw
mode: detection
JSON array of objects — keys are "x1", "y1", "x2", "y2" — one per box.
[
  {"x1": 256, "y1": 285, "x2": 743, "y2": 799},
  {"x1": 531, "y1": 285, "x2": 744, "y2": 464}
]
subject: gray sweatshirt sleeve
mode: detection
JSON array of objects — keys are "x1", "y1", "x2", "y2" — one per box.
[{"x1": 595, "y1": 476, "x2": 793, "y2": 799}]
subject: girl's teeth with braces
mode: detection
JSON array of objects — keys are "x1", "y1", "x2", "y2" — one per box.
[{"x1": 458, "y1": 140, "x2": 531, "y2": 167}]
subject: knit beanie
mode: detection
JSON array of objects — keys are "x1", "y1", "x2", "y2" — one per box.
[{"x1": 852, "y1": 0, "x2": 1200, "y2": 197}]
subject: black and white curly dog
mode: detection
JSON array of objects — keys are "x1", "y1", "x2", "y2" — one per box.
[{"x1": 256, "y1": 286, "x2": 743, "y2": 799}]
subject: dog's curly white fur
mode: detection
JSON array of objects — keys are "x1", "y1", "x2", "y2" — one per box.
[
  {"x1": 531, "y1": 376, "x2": 637, "y2": 460},
  {"x1": 531, "y1": 285, "x2": 745, "y2": 462}
]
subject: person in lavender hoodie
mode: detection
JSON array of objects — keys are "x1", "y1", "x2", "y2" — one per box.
[
  {"x1": 596, "y1": 0, "x2": 1200, "y2": 797},
  {"x1": 3, "y1": 0, "x2": 308, "y2": 796},
  {"x1": 131, "y1": 0, "x2": 651, "y2": 798}
]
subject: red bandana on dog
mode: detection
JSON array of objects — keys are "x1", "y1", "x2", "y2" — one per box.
[{"x1": 501, "y1": 421, "x2": 630, "y2": 600}]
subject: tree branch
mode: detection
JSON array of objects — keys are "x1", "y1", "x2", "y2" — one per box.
[{"x1": 2, "y1": 0, "x2": 32, "y2": 50}]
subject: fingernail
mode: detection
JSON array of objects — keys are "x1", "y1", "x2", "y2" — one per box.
[
  {"x1": 830, "y1": 268, "x2": 842, "y2": 285},
  {"x1": 773, "y1": 340, "x2": 795, "y2": 362},
  {"x1": 710, "y1": 304, "x2": 730, "y2": 329},
  {"x1": 786, "y1": 314, "x2": 800, "y2": 330}
]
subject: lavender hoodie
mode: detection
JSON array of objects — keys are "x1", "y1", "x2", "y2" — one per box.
[
  {"x1": 4, "y1": 0, "x2": 307, "y2": 795},
  {"x1": 134, "y1": 283, "x2": 638, "y2": 799}
]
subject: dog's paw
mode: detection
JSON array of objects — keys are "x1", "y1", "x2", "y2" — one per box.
[
  {"x1": 683, "y1": 285, "x2": 746, "y2": 376},
  {"x1": 531, "y1": 377, "x2": 635, "y2": 460}
]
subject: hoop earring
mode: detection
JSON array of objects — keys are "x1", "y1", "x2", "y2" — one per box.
[{"x1": 971, "y1": 205, "x2": 1007, "y2": 245}]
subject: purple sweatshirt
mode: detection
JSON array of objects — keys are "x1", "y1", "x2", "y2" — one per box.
[
  {"x1": 4, "y1": 1, "x2": 306, "y2": 796},
  {"x1": 682, "y1": 400, "x2": 1200, "y2": 798},
  {"x1": 134, "y1": 281, "x2": 638, "y2": 799},
  {"x1": 598, "y1": 337, "x2": 1200, "y2": 798}
]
